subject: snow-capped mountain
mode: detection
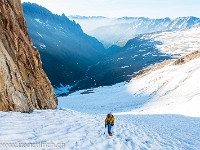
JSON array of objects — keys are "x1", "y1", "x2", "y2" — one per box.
[
  {"x1": 69, "y1": 16, "x2": 200, "y2": 47},
  {"x1": 22, "y1": 3, "x2": 106, "y2": 89}
]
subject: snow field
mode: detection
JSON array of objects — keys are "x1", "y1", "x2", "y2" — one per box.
[
  {"x1": 124, "y1": 57, "x2": 200, "y2": 117},
  {"x1": 0, "y1": 109, "x2": 199, "y2": 150}
]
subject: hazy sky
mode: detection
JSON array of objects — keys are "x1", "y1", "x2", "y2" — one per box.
[{"x1": 21, "y1": 0, "x2": 200, "y2": 18}]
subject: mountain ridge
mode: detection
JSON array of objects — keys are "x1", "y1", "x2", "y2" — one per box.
[
  {"x1": 69, "y1": 16, "x2": 200, "y2": 47},
  {"x1": 22, "y1": 2, "x2": 106, "y2": 90}
]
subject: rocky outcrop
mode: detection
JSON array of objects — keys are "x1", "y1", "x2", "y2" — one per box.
[
  {"x1": 0, "y1": 0, "x2": 57, "y2": 112},
  {"x1": 173, "y1": 50, "x2": 200, "y2": 65},
  {"x1": 130, "y1": 49, "x2": 200, "y2": 80},
  {"x1": 129, "y1": 59, "x2": 175, "y2": 80}
]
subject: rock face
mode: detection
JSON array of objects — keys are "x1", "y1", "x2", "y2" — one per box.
[
  {"x1": 130, "y1": 59, "x2": 175, "y2": 80},
  {"x1": 173, "y1": 50, "x2": 200, "y2": 65},
  {"x1": 0, "y1": 0, "x2": 58, "y2": 112}
]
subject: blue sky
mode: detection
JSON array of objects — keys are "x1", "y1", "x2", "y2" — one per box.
[{"x1": 21, "y1": 0, "x2": 200, "y2": 18}]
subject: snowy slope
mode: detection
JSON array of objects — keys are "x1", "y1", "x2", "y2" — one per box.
[
  {"x1": 123, "y1": 57, "x2": 200, "y2": 117},
  {"x1": 1, "y1": 57, "x2": 200, "y2": 150},
  {"x1": 0, "y1": 109, "x2": 199, "y2": 150},
  {"x1": 59, "y1": 57, "x2": 200, "y2": 117},
  {"x1": 140, "y1": 25, "x2": 200, "y2": 56}
]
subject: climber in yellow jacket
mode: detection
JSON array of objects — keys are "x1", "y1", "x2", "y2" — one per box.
[{"x1": 105, "y1": 112, "x2": 114, "y2": 136}]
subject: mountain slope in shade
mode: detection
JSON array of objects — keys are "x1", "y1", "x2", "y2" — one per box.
[
  {"x1": 22, "y1": 3, "x2": 106, "y2": 89},
  {"x1": 0, "y1": 0, "x2": 57, "y2": 112},
  {"x1": 69, "y1": 16, "x2": 200, "y2": 47}
]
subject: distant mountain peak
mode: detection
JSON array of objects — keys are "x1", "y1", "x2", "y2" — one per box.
[{"x1": 70, "y1": 15, "x2": 200, "y2": 47}]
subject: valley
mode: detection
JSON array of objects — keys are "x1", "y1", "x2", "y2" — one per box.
[{"x1": 23, "y1": 3, "x2": 200, "y2": 95}]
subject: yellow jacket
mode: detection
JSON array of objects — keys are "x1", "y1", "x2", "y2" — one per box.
[{"x1": 105, "y1": 115, "x2": 114, "y2": 125}]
